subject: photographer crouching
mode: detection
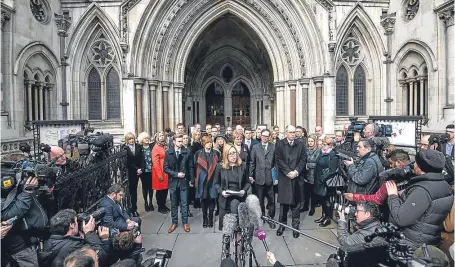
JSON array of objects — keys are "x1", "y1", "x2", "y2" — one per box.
[
  {"x1": 1, "y1": 177, "x2": 48, "y2": 267},
  {"x1": 386, "y1": 149, "x2": 453, "y2": 246}
]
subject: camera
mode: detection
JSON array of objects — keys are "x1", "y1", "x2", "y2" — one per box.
[
  {"x1": 142, "y1": 249, "x2": 172, "y2": 267},
  {"x1": 429, "y1": 133, "x2": 450, "y2": 145},
  {"x1": 77, "y1": 207, "x2": 106, "y2": 224},
  {"x1": 345, "y1": 117, "x2": 366, "y2": 143}
]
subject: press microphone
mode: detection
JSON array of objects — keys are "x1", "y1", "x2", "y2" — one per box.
[
  {"x1": 221, "y1": 214, "x2": 238, "y2": 259},
  {"x1": 255, "y1": 229, "x2": 269, "y2": 251},
  {"x1": 238, "y1": 203, "x2": 250, "y2": 229},
  {"x1": 246, "y1": 194, "x2": 263, "y2": 230}
]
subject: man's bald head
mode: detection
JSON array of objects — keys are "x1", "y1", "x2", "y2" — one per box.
[
  {"x1": 363, "y1": 124, "x2": 377, "y2": 138},
  {"x1": 286, "y1": 125, "x2": 296, "y2": 141},
  {"x1": 315, "y1": 126, "x2": 323, "y2": 137}
]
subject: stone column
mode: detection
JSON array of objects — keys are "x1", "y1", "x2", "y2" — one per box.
[
  {"x1": 25, "y1": 80, "x2": 34, "y2": 122},
  {"x1": 154, "y1": 81, "x2": 163, "y2": 132},
  {"x1": 420, "y1": 78, "x2": 425, "y2": 115},
  {"x1": 142, "y1": 81, "x2": 150, "y2": 134},
  {"x1": 166, "y1": 82, "x2": 174, "y2": 130},
  {"x1": 289, "y1": 81, "x2": 297, "y2": 126},
  {"x1": 46, "y1": 84, "x2": 53, "y2": 120},
  {"x1": 33, "y1": 85, "x2": 39, "y2": 121},
  {"x1": 438, "y1": 6, "x2": 455, "y2": 110},
  {"x1": 274, "y1": 82, "x2": 285, "y2": 131},
  {"x1": 174, "y1": 83, "x2": 184, "y2": 125},
  {"x1": 399, "y1": 81, "x2": 408, "y2": 116},
  {"x1": 38, "y1": 83, "x2": 44, "y2": 120},
  {"x1": 250, "y1": 96, "x2": 255, "y2": 127},
  {"x1": 55, "y1": 11, "x2": 72, "y2": 119},
  {"x1": 148, "y1": 80, "x2": 158, "y2": 134},
  {"x1": 381, "y1": 13, "x2": 396, "y2": 115},
  {"x1": 413, "y1": 81, "x2": 418, "y2": 115},
  {"x1": 409, "y1": 81, "x2": 414, "y2": 115},
  {"x1": 314, "y1": 78, "x2": 324, "y2": 127},
  {"x1": 270, "y1": 95, "x2": 275, "y2": 127},
  {"x1": 300, "y1": 79, "x2": 310, "y2": 130},
  {"x1": 162, "y1": 82, "x2": 170, "y2": 130},
  {"x1": 134, "y1": 79, "x2": 144, "y2": 133}
]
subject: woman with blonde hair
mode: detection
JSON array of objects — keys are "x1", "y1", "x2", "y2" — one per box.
[
  {"x1": 189, "y1": 130, "x2": 203, "y2": 208},
  {"x1": 123, "y1": 132, "x2": 144, "y2": 216},
  {"x1": 214, "y1": 143, "x2": 250, "y2": 231},
  {"x1": 270, "y1": 130, "x2": 279, "y2": 144},
  {"x1": 138, "y1": 132, "x2": 154, "y2": 212},
  {"x1": 152, "y1": 131, "x2": 170, "y2": 214},
  {"x1": 194, "y1": 135, "x2": 221, "y2": 228},
  {"x1": 313, "y1": 136, "x2": 338, "y2": 227},
  {"x1": 302, "y1": 135, "x2": 321, "y2": 216}
]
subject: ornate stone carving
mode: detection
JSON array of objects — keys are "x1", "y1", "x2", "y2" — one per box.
[
  {"x1": 402, "y1": 0, "x2": 419, "y2": 21},
  {"x1": 1, "y1": 10, "x2": 11, "y2": 27},
  {"x1": 120, "y1": 0, "x2": 141, "y2": 44},
  {"x1": 328, "y1": 42, "x2": 336, "y2": 52},
  {"x1": 91, "y1": 39, "x2": 115, "y2": 67},
  {"x1": 30, "y1": 0, "x2": 51, "y2": 24},
  {"x1": 380, "y1": 13, "x2": 396, "y2": 35},
  {"x1": 54, "y1": 11, "x2": 71, "y2": 36},
  {"x1": 341, "y1": 38, "x2": 362, "y2": 65},
  {"x1": 315, "y1": 0, "x2": 334, "y2": 11},
  {"x1": 439, "y1": 9, "x2": 454, "y2": 27}
]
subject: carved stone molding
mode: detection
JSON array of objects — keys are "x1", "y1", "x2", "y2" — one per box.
[
  {"x1": 120, "y1": 0, "x2": 141, "y2": 46},
  {"x1": 315, "y1": 0, "x2": 334, "y2": 11},
  {"x1": 30, "y1": 0, "x2": 51, "y2": 24},
  {"x1": 328, "y1": 42, "x2": 336, "y2": 52},
  {"x1": 55, "y1": 11, "x2": 72, "y2": 36},
  {"x1": 439, "y1": 9, "x2": 454, "y2": 27},
  {"x1": 380, "y1": 13, "x2": 396, "y2": 35},
  {"x1": 1, "y1": 3, "x2": 13, "y2": 28},
  {"x1": 1, "y1": 10, "x2": 11, "y2": 26}
]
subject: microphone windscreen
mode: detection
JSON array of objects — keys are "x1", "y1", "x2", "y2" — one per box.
[
  {"x1": 222, "y1": 214, "x2": 238, "y2": 236},
  {"x1": 326, "y1": 257, "x2": 340, "y2": 267},
  {"x1": 256, "y1": 229, "x2": 266, "y2": 241},
  {"x1": 238, "y1": 203, "x2": 250, "y2": 229},
  {"x1": 246, "y1": 194, "x2": 263, "y2": 229}
]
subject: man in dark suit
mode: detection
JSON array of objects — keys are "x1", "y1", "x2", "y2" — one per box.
[
  {"x1": 98, "y1": 184, "x2": 140, "y2": 234},
  {"x1": 275, "y1": 125, "x2": 307, "y2": 238},
  {"x1": 164, "y1": 134, "x2": 194, "y2": 233},
  {"x1": 244, "y1": 128, "x2": 259, "y2": 151},
  {"x1": 249, "y1": 129, "x2": 276, "y2": 229}
]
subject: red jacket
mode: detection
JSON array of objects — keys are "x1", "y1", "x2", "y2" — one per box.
[{"x1": 353, "y1": 182, "x2": 388, "y2": 205}]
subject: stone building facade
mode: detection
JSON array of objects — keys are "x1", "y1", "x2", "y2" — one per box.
[{"x1": 1, "y1": 0, "x2": 454, "y2": 152}]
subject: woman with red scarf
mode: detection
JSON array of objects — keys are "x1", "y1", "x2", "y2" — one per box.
[{"x1": 194, "y1": 135, "x2": 220, "y2": 228}]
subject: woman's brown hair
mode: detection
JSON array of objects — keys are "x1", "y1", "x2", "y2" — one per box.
[
  {"x1": 222, "y1": 143, "x2": 242, "y2": 169},
  {"x1": 201, "y1": 135, "x2": 212, "y2": 147}
]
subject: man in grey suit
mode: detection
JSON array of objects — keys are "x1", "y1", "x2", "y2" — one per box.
[{"x1": 249, "y1": 129, "x2": 277, "y2": 229}]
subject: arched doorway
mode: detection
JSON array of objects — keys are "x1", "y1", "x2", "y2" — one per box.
[
  {"x1": 205, "y1": 82, "x2": 225, "y2": 125},
  {"x1": 232, "y1": 82, "x2": 250, "y2": 126}
]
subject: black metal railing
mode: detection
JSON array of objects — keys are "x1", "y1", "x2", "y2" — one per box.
[{"x1": 54, "y1": 145, "x2": 129, "y2": 213}]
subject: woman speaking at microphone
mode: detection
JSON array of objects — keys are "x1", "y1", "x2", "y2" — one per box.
[{"x1": 215, "y1": 143, "x2": 251, "y2": 231}]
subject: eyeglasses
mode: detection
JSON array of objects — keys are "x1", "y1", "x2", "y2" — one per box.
[
  {"x1": 228, "y1": 152, "x2": 238, "y2": 156},
  {"x1": 261, "y1": 135, "x2": 270, "y2": 137},
  {"x1": 446, "y1": 130, "x2": 454, "y2": 133},
  {"x1": 322, "y1": 143, "x2": 329, "y2": 146}
]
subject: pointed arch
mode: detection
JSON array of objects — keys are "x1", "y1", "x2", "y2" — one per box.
[
  {"x1": 353, "y1": 65, "x2": 366, "y2": 115},
  {"x1": 336, "y1": 65, "x2": 349, "y2": 116},
  {"x1": 106, "y1": 67, "x2": 121, "y2": 120},
  {"x1": 393, "y1": 39, "x2": 437, "y2": 71},
  {"x1": 87, "y1": 67, "x2": 102, "y2": 120}
]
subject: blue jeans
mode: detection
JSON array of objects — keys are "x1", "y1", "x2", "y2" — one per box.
[{"x1": 170, "y1": 186, "x2": 188, "y2": 224}]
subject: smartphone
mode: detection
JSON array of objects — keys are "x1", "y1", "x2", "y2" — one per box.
[{"x1": 6, "y1": 216, "x2": 17, "y2": 226}]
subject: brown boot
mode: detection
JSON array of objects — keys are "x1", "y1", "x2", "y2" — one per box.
[
  {"x1": 183, "y1": 224, "x2": 190, "y2": 232},
  {"x1": 168, "y1": 224, "x2": 178, "y2": 233}
]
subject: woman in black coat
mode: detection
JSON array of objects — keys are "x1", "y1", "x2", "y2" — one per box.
[
  {"x1": 215, "y1": 143, "x2": 251, "y2": 231},
  {"x1": 303, "y1": 135, "x2": 321, "y2": 216},
  {"x1": 123, "y1": 132, "x2": 144, "y2": 216},
  {"x1": 313, "y1": 137, "x2": 338, "y2": 227}
]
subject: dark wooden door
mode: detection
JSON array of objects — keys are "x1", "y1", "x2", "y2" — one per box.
[{"x1": 232, "y1": 95, "x2": 250, "y2": 126}]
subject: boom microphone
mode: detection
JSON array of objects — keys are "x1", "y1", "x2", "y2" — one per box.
[
  {"x1": 238, "y1": 203, "x2": 250, "y2": 229},
  {"x1": 221, "y1": 214, "x2": 238, "y2": 259},
  {"x1": 255, "y1": 229, "x2": 269, "y2": 251},
  {"x1": 245, "y1": 194, "x2": 263, "y2": 230}
]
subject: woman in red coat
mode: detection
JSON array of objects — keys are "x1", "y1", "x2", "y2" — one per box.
[{"x1": 152, "y1": 131, "x2": 170, "y2": 214}]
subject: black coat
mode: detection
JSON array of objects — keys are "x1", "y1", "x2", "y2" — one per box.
[
  {"x1": 164, "y1": 146, "x2": 194, "y2": 190},
  {"x1": 314, "y1": 150, "x2": 338, "y2": 196},
  {"x1": 275, "y1": 139, "x2": 307, "y2": 205},
  {"x1": 123, "y1": 143, "x2": 144, "y2": 173},
  {"x1": 249, "y1": 142, "x2": 275, "y2": 185},
  {"x1": 98, "y1": 196, "x2": 131, "y2": 232},
  {"x1": 214, "y1": 163, "x2": 251, "y2": 210},
  {"x1": 38, "y1": 233, "x2": 105, "y2": 267}
]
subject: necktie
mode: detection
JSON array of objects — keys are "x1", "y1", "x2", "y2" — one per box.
[
  {"x1": 247, "y1": 140, "x2": 250, "y2": 148},
  {"x1": 263, "y1": 144, "x2": 267, "y2": 151}
]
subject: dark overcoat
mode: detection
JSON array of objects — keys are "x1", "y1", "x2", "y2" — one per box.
[{"x1": 275, "y1": 139, "x2": 307, "y2": 205}]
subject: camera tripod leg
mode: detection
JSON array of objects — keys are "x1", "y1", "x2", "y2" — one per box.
[{"x1": 248, "y1": 248, "x2": 261, "y2": 267}]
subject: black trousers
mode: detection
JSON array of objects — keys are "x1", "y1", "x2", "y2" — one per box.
[
  {"x1": 255, "y1": 183, "x2": 275, "y2": 218},
  {"x1": 140, "y1": 172, "x2": 153, "y2": 206},
  {"x1": 201, "y1": 198, "x2": 216, "y2": 219},
  {"x1": 278, "y1": 203, "x2": 300, "y2": 229},
  {"x1": 314, "y1": 187, "x2": 334, "y2": 219},
  {"x1": 303, "y1": 182, "x2": 316, "y2": 209},
  {"x1": 156, "y1": 189, "x2": 168, "y2": 209},
  {"x1": 297, "y1": 176, "x2": 305, "y2": 207},
  {"x1": 128, "y1": 169, "x2": 139, "y2": 211}
]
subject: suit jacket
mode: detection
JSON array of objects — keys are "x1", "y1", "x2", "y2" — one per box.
[
  {"x1": 123, "y1": 143, "x2": 144, "y2": 171},
  {"x1": 98, "y1": 196, "x2": 130, "y2": 232},
  {"x1": 243, "y1": 139, "x2": 259, "y2": 151},
  {"x1": 249, "y1": 142, "x2": 275, "y2": 185},
  {"x1": 275, "y1": 138, "x2": 307, "y2": 205},
  {"x1": 164, "y1": 146, "x2": 194, "y2": 190}
]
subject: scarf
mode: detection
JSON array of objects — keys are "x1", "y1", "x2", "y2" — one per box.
[
  {"x1": 157, "y1": 140, "x2": 168, "y2": 150},
  {"x1": 321, "y1": 148, "x2": 332, "y2": 154}
]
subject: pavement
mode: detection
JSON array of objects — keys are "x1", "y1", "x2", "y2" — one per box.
[{"x1": 136, "y1": 182, "x2": 339, "y2": 267}]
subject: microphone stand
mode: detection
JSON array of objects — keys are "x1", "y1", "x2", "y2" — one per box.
[
  {"x1": 238, "y1": 226, "x2": 261, "y2": 267},
  {"x1": 262, "y1": 216, "x2": 339, "y2": 250}
]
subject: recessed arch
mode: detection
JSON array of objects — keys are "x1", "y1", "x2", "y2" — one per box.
[{"x1": 393, "y1": 39, "x2": 437, "y2": 71}]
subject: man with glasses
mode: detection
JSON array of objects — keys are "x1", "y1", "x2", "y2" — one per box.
[
  {"x1": 337, "y1": 201, "x2": 382, "y2": 246},
  {"x1": 275, "y1": 125, "x2": 307, "y2": 238},
  {"x1": 249, "y1": 129, "x2": 277, "y2": 229}
]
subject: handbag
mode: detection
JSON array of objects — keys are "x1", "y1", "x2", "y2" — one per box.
[{"x1": 324, "y1": 153, "x2": 346, "y2": 188}]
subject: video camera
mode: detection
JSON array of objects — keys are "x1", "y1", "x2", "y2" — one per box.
[
  {"x1": 77, "y1": 207, "x2": 106, "y2": 225},
  {"x1": 142, "y1": 249, "x2": 172, "y2": 267},
  {"x1": 345, "y1": 117, "x2": 366, "y2": 144},
  {"x1": 429, "y1": 133, "x2": 450, "y2": 145}
]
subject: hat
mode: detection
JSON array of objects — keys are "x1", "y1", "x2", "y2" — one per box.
[
  {"x1": 415, "y1": 149, "x2": 446, "y2": 173},
  {"x1": 215, "y1": 134, "x2": 227, "y2": 141}
]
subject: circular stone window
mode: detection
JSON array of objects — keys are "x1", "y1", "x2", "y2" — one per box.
[
  {"x1": 341, "y1": 39, "x2": 362, "y2": 66},
  {"x1": 402, "y1": 0, "x2": 419, "y2": 21},
  {"x1": 30, "y1": 0, "x2": 51, "y2": 24}
]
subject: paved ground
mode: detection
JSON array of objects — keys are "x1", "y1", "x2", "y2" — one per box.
[{"x1": 136, "y1": 182, "x2": 339, "y2": 267}]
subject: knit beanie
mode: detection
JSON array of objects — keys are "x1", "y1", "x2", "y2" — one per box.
[{"x1": 415, "y1": 149, "x2": 446, "y2": 173}]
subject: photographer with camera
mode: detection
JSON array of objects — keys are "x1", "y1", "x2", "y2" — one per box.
[
  {"x1": 102, "y1": 229, "x2": 143, "y2": 266},
  {"x1": 344, "y1": 139, "x2": 384, "y2": 194},
  {"x1": 337, "y1": 201, "x2": 382, "y2": 247},
  {"x1": 38, "y1": 209, "x2": 107, "y2": 267},
  {"x1": 386, "y1": 149, "x2": 453, "y2": 245},
  {"x1": 1, "y1": 177, "x2": 47, "y2": 267},
  {"x1": 98, "y1": 184, "x2": 141, "y2": 234}
]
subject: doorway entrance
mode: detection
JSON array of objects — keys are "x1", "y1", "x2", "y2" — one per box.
[
  {"x1": 232, "y1": 82, "x2": 250, "y2": 126},
  {"x1": 205, "y1": 82, "x2": 224, "y2": 126}
]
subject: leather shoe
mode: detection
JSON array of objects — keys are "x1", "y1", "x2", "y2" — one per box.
[
  {"x1": 293, "y1": 231, "x2": 300, "y2": 238},
  {"x1": 314, "y1": 215, "x2": 325, "y2": 223},
  {"x1": 319, "y1": 218, "x2": 331, "y2": 227},
  {"x1": 309, "y1": 209, "x2": 315, "y2": 216},
  {"x1": 184, "y1": 224, "x2": 190, "y2": 232},
  {"x1": 268, "y1": 222, "x2": 276, "y2": 229},
  {"x1": 168, "y1": 224, "x2": 178, "y2": 233},
  {"x1": 276, "y1": 226, "x2": 285, "y2": 236}
]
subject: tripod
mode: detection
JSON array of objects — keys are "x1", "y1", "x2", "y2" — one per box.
[{"x1": 233, "y1": 228, "x2": 261, "y2": 267}]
